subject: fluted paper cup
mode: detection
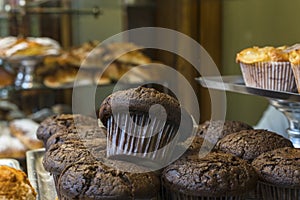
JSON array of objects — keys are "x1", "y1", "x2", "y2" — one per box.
[
  {"x1": 257, "y1": 181, "x2": 300, "y2": 200},
  {"x1": 239, "y1": 61, "x2": 296, "y2": 92},
  {"x1": 291, "y1": 63, "x2": 300, "y2": 93},
  {"x1": 106, "y1": 113, "x2": 179, "y2": 167},
  {"x1": 162, "y1": 185, "x2": 247, "y2": 200}
]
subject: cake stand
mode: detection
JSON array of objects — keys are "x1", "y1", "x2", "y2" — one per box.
[{"x1": 196, "y1": 75, "x2": 300, "y2": 148}]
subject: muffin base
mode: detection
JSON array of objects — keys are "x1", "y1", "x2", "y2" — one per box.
[{"x1": 240, "y1": 61, "x2": 296, "y2": 92}]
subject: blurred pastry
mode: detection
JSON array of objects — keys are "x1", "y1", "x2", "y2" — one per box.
[
  {"x1": 9, "y1": 118, "x2": 43, "y2": 150},
  {"x1": 0, "y1": 165, "x2": 36, "y2": 200},
  {"x1": 0, "y1": 123, "x2": 27, "y2": 158},
  {"x1": 0, "y1": 68, "x2": 14, "y2": 87},
  {"x1": 0, "y1": 36, "x2": 61, "y2": 58}
]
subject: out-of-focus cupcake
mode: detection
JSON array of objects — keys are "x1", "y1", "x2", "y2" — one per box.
[
  {"x1": 99, "y1": 86, "x2": 191, "y2": 167},
  {"x1": 252, "y1": 147, "x2": 300, "y2": 200},
  {"x1": 162, "y1": 152, "x2": 258, "y2": 199},
  {"x1": 289, "y1": 48, "x2": 300, "y2": 93},
  {"x1": 236, "y1": 45, "x2": 296, "y2": 92}
]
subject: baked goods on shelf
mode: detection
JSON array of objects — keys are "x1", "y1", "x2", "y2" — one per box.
[
  {"x1": 0, "y1": 123, "x2": 27, "y2": 159},
  {"x1": 0, "y1": 36, "x2": 61, "y2": 59},
  {"x1": 236, "y1": 45, "x2": 296, "y2": 92},
  {"x1": 41, "y1": 41, "x2": 154, "y2": 88},
  {"x1": 0, "y1": 165, "x2": 36, "y2": 199},
  {"x1": 9, "y1": 118, "x2": 43, "y2": 150}
]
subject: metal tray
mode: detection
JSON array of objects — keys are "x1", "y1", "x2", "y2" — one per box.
[
  {"x1": 0, "y1": 158, "x2": 21, "y2": 169},
  {"x1": 26, "y1": 148, "x2": 57, "y2": 200},
  {"x1": 196, "y1": 75, "x2": 300, "y2": 102}
]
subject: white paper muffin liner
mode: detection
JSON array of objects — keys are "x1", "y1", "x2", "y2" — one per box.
[
  {"x1": 162, "y1": 187, "x2": 247, "y2": 200},
  {"x1": 239, "y1": 61, "x2": 296, "y2": 92},
  {"x1": 291, "y1": 64, "x2": 300, "y2": 93},
  {"x1": 106, "y1": 113, "x2": 179, "y2": 165},
  {"x1": 257, "y1": 181, "x2": 300, "y2": 200}
]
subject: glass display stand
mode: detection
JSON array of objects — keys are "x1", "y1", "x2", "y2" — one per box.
[
  {"x1": 196, "y1": 75, "x2": 300, "y2": 148},
  {"x1": 13, "y1": 57, "x2": 43, "y2": 89}
]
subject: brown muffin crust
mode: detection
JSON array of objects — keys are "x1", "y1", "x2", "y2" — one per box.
[
  {"x1": 162, "y1": 152, "x2": 258, "y2": 197},
  {"x1": 252, "y1": 147, "x2": 300, "y2": 186},
  {"x1": 45, "y1": 125, "x2": 106, "y2": 150},
  {"x1": 196, "y1": 120, "x2": 253, "y2": 143},
  {"x1": 58, "y1": 160, "x2": 161, "y2": 199},
  {"x1": 36, "y1": 114, "x2": 98, "y2": 143},
  {"x1": 99, "y1": 87, "x2": 181, "y2": 126},
  {"x1": 215, "y1": 129, "x2": 293, "y2": 161},
  {"x1": 43, "y1": 141, "x2": 92, "y2": 174}
]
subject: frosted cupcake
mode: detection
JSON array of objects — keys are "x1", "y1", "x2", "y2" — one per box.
[
  {"x1": 99, "y1": 86, "x2": 189, "y2": 167},
  {"x1": 236, "y1": 46, "x2": 296, "y2": 92}
]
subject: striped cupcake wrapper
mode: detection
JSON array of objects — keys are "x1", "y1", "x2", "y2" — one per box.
[
  {"x1": 291, "y1": 64, "x2": 300, "y2": 93},
  {"x1": 257, "y1": 181, "x2": 300, "y2": 200},
  {"x1": 240, "y1": 62, "x2": 296, "y2": 92},
  {"x1": 106, "y1": 113, "x2": 179, "y2": 167}
]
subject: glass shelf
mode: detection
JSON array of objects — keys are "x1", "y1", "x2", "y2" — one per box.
[{"x1": 196, "y1": 75, "x2": 300, "y2": 148}]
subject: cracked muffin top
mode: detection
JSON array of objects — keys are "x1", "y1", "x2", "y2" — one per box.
[
  {"x1": 58, "y1": 160, "x2": 160, "y2": 199},
  {"x1": 162, "y1": 152, "x2": 258, "y2": 197},
  {"x1": 36, "y1": 114, "x2": 98, "y2": 143},
  {"x1": 215, "y1": 129, "x2": 293, "y2": 161},
  {"x1": 252, "y1": 147, "x2": 300, "y2": 186},
  {"x1": 99, "y1": 86, "x2": 181, "y2": 126},
  {"x1": 236, "y1": 46, "x2": 289, "y2": 64}
]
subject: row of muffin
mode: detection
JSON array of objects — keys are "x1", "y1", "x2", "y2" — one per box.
[
  {"x1": 38, "y1": 114, "x2": 299, "y2": 199},
  {"x1": 35, "y1": 85, "x2": 299, "y2": 200},
  {"x1": 236, "y1": 44, "x2": 300, "y2": 93},
  {"x1": 36, "y1": 114, "x2": 161, "y2": 199}
]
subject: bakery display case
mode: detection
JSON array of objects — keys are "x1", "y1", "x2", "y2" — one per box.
[{"x1": 1, "y1": 0, "x2": 299, "y2": 199}]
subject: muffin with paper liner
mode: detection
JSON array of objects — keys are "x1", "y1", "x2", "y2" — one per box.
[
  {"x1": 236, "y1": 45, "x2": 296, "y2": 92},
  {"x1": 99, "y1": 86, "x2": 192, "y2": 168},
  {"x1": 252, "y1": 147, "x2": 300, "y2": 200}
]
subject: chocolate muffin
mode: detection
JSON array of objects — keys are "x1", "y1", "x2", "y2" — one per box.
[
  {"x1": 36, "y1": 114, "x2": 98, "y2": 144},
  {"x1": 252, "y1": 147, "x2": 300, "y2": 200},
  {"x1": 215, "y1": 129, "x2": 293, "y2": 161},
  {"x1": 58, "y1": 160, "x2": 161, "y2": 199},
  {"x1": 196, "y1": 120, "x2": 253, "y2": 144},
  {"x1": 43, "y1": 140, "x2": 95, "y2": 174},
  {"x1": 99, "y1": 86, "x2": 191, "y2": 167},
  {"x1": 45, "y1": 125, "x2": 107, "y2": 150},
  {"x1": 162, "y1": 152, "x2": 258, "y2": 199}
]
